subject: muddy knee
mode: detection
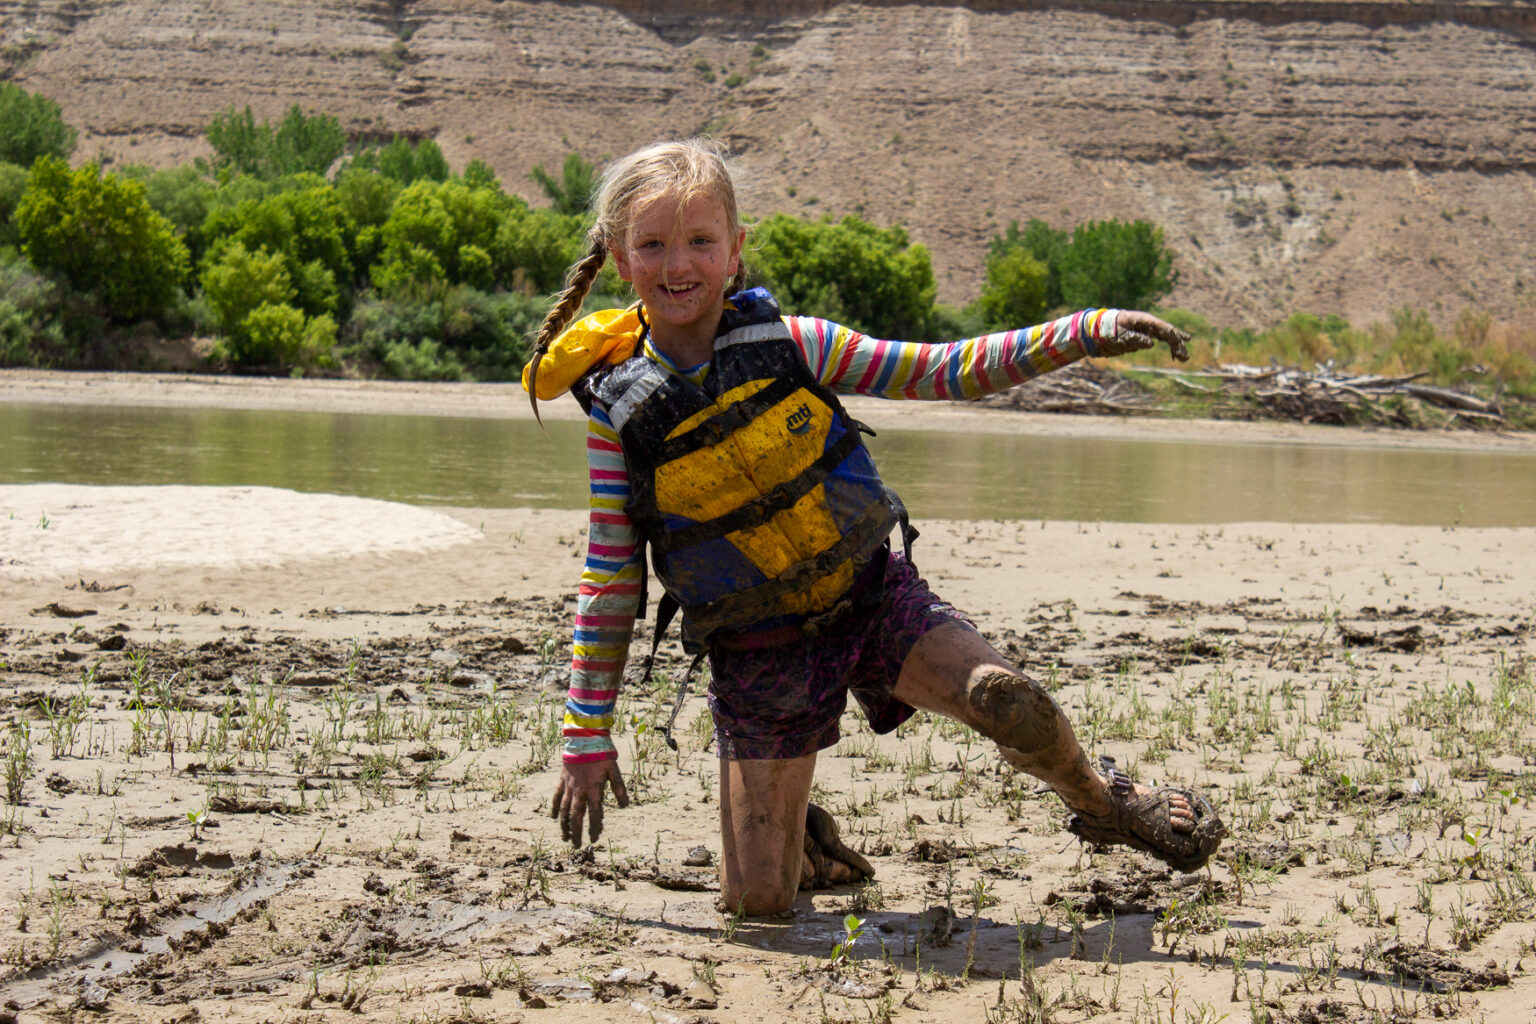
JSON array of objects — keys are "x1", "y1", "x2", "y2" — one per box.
[{"x1": 968, "y1": 670, "x2": 1067, "y2": 767}]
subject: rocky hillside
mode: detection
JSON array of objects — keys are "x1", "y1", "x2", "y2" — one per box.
[{"x1": 4, "y1": 0, "x2": 1535, "y2": 328}]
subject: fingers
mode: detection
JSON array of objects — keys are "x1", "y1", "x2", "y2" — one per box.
[
  {"x1": 586, "y1": 792, "x2": 604, "y2": 845},
  {"x1": 1117, "y1": 311, "x2": 1192, "y2": 363},
  {"x1": 606, "y1": 761, "x2": 631, "y2": 809},
  {"x1": 550, "y1": 778, "x2": 566, "y2": 822}
]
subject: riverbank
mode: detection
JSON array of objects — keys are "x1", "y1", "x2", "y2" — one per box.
[
  {"x1": 5, "y1": 367, "x2": 1536, "y2": 454},
  {"x1": 2, "y1": 369, "x2": 1535, "y2": 1023}
]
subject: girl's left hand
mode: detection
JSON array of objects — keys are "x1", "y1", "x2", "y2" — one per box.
[{"x1": 1099, "y1": 311, "x2": 1191, "y2": 361}]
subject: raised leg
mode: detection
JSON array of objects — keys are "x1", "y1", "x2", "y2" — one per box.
[
  {"x1": 718, "y1": 752, "x2": 816, "y2": 916},
  {"x1": 891, "y1": 621, "x2": 1195, "y2": 827}
]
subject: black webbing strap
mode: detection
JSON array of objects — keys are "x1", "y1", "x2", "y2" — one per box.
[
  {"x1": 651, "y1": 377, "x2": 803, "y2": 464},
  {"x1": 633, "y1": 590, "x2": 706, "y2": 753},
  {"x1": 648, "y1": 427, "x2": 865, "y2": 556},
  {"x1": 883, "y1": 485, "x2": 919, "y2": 567}
]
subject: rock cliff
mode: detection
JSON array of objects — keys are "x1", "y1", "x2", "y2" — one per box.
[{"x1": 3, "y1": 0, "x2": 1534, "y2": 327}]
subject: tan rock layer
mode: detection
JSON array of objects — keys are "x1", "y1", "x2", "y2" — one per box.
[{"x1": 2, "y1": 0, "x2": 1534, "y2": 326}]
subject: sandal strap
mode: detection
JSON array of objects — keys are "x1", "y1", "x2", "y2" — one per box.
[{"x1": 1098, "y1": 755, "x2": 1134, "y2": 794}]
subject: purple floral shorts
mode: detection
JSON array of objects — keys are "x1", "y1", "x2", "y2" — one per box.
[{"x1": 706, "y1": 551, "x2": 970, "y2": 760}]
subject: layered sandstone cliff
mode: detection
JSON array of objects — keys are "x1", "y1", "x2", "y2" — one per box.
[{"x1": 3, "y1": 0, "x2": 1534, "y2": 327}]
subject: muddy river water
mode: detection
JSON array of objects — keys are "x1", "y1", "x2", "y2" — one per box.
[{"x1": 3, "y1": 402, "x2": 1534, "y2": 526}]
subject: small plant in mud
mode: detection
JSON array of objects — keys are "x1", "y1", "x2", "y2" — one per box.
[
  {"x1": 186, "y1": 802, "x2": 209, "y2": 842},
  {"x1": 3, "y1": 721, "x2": 32, "y2": 807},
  {"x1": 829, "y1": 913, "x2": 867, "y2": 968}
]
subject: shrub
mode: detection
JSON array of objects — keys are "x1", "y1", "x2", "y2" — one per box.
[
  {"x1": 751, "y1": 213, "x2": 935, "y2": 339},
  {"x1": 15, "y1": 158, "x2": 189, "y2": 323},
  {"x1": 218, "y1": 302, "x2": 336, "y2": 368},
  {"x1": 199, "y1": 242, "x2": 294, "y2": 334},
  {"x1": 0, "y1": 257, "x2": 65, "y2": 367},
  {"x1": 345, "y1": 286, "x2": 541, "y2": 380},
  {"x1": 0, "y1": 83, "x2": 76, "y2": 168}
]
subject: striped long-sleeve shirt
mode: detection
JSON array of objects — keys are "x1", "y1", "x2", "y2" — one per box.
[{"x1": 563, "y1": 308, "x2": 1122, "y2": 763}]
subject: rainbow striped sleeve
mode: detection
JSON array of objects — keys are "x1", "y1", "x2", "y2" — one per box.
[
  {"x1": 564, "y1": 405, "x2": 643, "y2": 764},
  {"x1": 784, "y1": 309, "x2": 1121, "y2": 399}
]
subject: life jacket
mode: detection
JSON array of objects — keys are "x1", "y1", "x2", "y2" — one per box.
[{"x1": 586, "y1": 288, "x2": 898, "y2": 644}]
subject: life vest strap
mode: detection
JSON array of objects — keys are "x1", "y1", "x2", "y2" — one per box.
[
  {"x1": 650, "y1": 376, "x2": 802, "y2": 464},
  {"x1": 683, "y1": 499, "x2": 895, "y2": 639}
]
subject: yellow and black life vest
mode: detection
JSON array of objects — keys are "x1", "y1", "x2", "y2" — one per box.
[{"x1": 587, "y1": 289, "x2": 898, "y2": 643}]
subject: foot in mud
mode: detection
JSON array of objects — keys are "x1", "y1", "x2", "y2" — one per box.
[
  {"x1": 1063, "y1": 756, "x2": 1225, "y2": 873},
  {"x1": 800, "y1": 802, "x2": 874, "y2": 890}
]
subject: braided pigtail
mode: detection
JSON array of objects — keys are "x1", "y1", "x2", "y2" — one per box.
[{"x1": 528, "y1": 231, "x2": 607, "y2": 426}]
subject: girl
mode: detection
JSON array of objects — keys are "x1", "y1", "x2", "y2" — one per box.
[{"x1": 526, "y1": 138, "x2": 1223, "y2": 917}]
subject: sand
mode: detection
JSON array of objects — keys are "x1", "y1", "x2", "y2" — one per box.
[{"x1": 1, "y1": 370, "x2": 1533, "y2": 1023}]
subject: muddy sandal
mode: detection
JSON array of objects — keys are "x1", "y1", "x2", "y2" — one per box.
[
  {"x1": 1064, "y1": 756, "x2": 1225, "y2": 873},
  {"x1": 801, "y1": 802, "x2": 875, "y2": 890}
]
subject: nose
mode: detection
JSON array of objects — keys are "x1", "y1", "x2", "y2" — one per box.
[{"x1": 663, "y1": 237, "x2": 691, "y2": 278}]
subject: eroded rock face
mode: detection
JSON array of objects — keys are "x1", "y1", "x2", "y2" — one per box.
[{"x1": 3, "y1": 0, "x2": 1534, "y2": 326}]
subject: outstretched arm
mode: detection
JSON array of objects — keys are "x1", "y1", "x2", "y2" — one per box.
[
  {"x1": 786, "y1": 309, "x2": 1188, "y2": 399},
  {"x1": 550, "y1": 406, "x2": 638, "y2": 845}
]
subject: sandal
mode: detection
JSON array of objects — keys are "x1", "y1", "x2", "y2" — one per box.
[
  {"x1": 801, "y1": 802, "x2": 875, "y2": 890},
  {"x1": 1064, "y1": 756, "x2": 1225, "y2": 873}
]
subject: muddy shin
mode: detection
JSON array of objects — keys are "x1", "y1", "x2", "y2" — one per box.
[{"x1": 967, "y1": 669, "x2": 1087, "y2": 776}]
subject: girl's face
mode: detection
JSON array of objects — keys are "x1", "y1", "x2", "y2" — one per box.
[{"x1": 611, "y1": 191, "x2": 745, "y2": 349}]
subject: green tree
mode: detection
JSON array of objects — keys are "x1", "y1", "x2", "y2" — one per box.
[
  {"x1": 1056, "y1": 218, "x2": 1177, "y2": 310},
  {"x1": 200, "y1": 179, "x2": 353, "y2": 316},
  {"x1": 529, "y1": 152, "x2": 597, "y2": 216},
  {"x1": 349, "y1": 137, "x2": 451, "y2": 185},
  {"x1": 121, "y1": 164, "x2": 220, "y2": 263},
  {"x1": 15, "y1": 159, "x2": 189, "y2": 323},
  {"x1": 205, "y1": 105, "x2": 345, "y2": 178},
  {"x1": 199, "y1": 242, "x2": 294, "y2": 334},
  {"x1": 495, "y1": 205, "x2": 585, "y2": 293},
  {"x1": 0, "y1": 84, "x2": 77, "y2": 168},
  {"x1": 0, "y1": 161, "x2": 29, "y2": 247},
  {"x1": 990, "y1": 218, "x2": 1068, "y2": 310},
  {"x1": 371, "y1": 178, "x2": 517, "y2": 297},
  {"x1": 751, "y1": 213, "x2": 935, "y2": 339},
  {"x1": 974, "y1": 247, "x2": 1049, "y2": 331}
]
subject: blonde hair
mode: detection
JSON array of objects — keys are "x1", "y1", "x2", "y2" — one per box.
[{"x1": 527, "y1": 138, "x2": 747, "y2": 420}]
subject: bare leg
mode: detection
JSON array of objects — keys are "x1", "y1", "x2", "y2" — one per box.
[
  {"x1": 891, "y1": 621, "x2": 1193, "y2": 824},
  {"x1": 718, "y1": 753, "x2": 816, "y2": 916}
]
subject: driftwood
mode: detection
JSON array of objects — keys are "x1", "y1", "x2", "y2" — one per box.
[
  {"x1": 1222, "y1": 363, "x2": 1505, "y2": 427},
  {"x1": 983, "y1": 361, "x2": 1507, "y2": 429},
  {"x1": 980, "y1": 362, "x2": 1159, "y2": 414},
  {"x1": 1073, "y1": 363, "x2": 1505, "y2": 427}
]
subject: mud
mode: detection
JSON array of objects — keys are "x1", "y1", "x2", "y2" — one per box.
[{"x1": 1, "y1": 514, "x2": 1534, "y2": 1022}]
